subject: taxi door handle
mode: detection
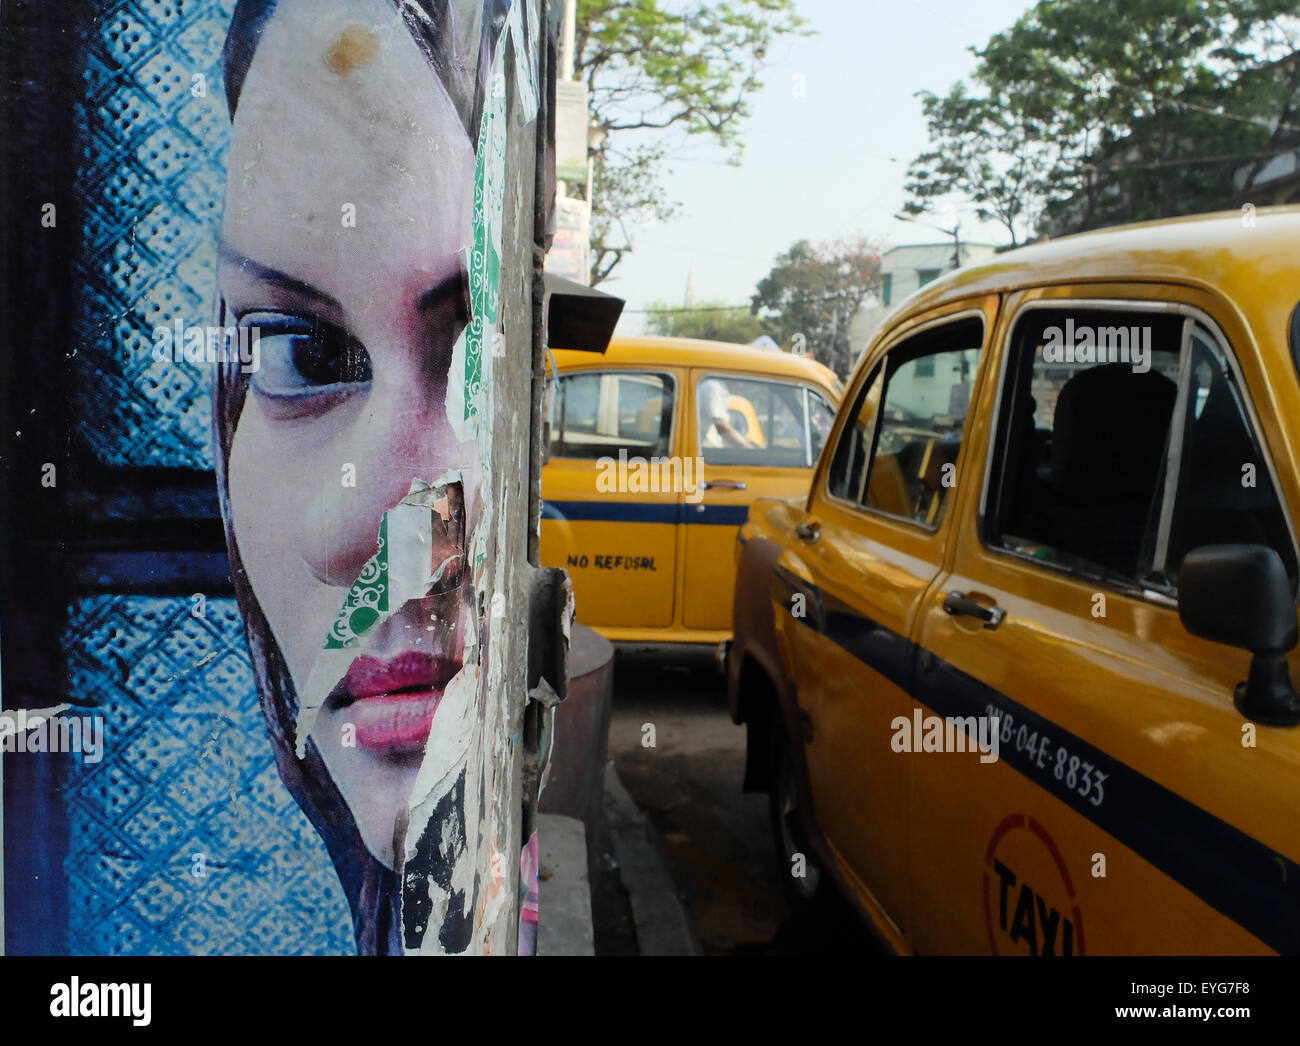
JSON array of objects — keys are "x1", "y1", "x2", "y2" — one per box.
[
  {"x1": 943, "y1": 591, "x2": 1006, "y2": 630},
  {"x1": 701, "y1": 480, "x2": 747, "y2": 491}
]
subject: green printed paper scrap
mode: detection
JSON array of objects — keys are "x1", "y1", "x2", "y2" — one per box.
[
  {"x1": 326, "y1": 516, "x2": 389, "y2": 649},
  {"x1": 463, "y1": 57, "x2": 508, "y2": 423},
  {"x1": 295, "y1": 478, "x2": 463, "y2": 755}
]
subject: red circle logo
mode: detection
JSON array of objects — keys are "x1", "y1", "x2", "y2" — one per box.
[{"x1": 983, "y1": 814, "x2": 1085, "y2": 956}]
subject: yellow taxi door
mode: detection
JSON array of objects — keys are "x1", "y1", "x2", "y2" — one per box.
[
  {"x1": 909, "y1": 287, "x2": 1300, "y2": 955},
  {"x1": 772, "y1": 303, "x2": 997, "y2": 945},
  {"x1": 682, "y1": 371, "x2": 835, "y2": 632},
  {"x1": 541, "y1": 367, "x2": 683, "y2": 628}
]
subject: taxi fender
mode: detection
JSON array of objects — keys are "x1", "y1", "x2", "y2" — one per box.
[{"x1": 729, "y1": 527, "x2": 813, "y2": 795}]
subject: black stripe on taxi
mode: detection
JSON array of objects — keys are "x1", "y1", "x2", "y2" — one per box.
[{"x1": 771, "y1": 565, "x2": 1300, "y2": 955}]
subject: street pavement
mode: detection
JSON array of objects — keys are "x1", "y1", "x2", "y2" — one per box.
[{"x1": 593, "y1": 646, "x2": 882, "y2": 955}]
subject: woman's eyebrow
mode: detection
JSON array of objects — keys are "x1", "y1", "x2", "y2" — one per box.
[
  {"x1": 417, "y1": 270, "x2": 468, "y2": 314},
  {"x1": 218, "y1": 244, "x2": 343, "y2": 312}
]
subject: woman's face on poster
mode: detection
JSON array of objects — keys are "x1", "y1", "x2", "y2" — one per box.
[{"x1": 217, "y1": 0, "x2": 479, "y2": 867}]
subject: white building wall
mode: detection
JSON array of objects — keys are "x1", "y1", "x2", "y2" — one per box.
[{"x1": 850, "y1": 242, "x2": 1000, "y2": 366}]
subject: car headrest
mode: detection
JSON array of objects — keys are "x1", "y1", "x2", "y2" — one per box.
[{"x1": 1051, "y1": 364, "x2": 1177, "y2": 501}]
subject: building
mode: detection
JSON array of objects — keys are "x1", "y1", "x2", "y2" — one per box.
[
  {"x1": 850, "y1": 241, "x2": 999, "y2": 362},
  {"x1": 1229, "y1": 136, "x2": 1300, "y2": 208}
]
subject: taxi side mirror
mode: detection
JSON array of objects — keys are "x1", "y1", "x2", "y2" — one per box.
[{"x1": 1179, "y1": 544, "x2": 1300, "y2": 727}]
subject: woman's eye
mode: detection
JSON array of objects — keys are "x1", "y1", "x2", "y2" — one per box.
[{"x1": 244, "y1": 313, "x2": 372, "y2": 399}]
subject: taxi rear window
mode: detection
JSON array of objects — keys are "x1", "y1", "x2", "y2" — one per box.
[
  {"x1": 696, "y1": 375, "x2": 831, "y2": 469},
  {"x1": 550, "y1": 371, "x2": 675, "y2": 460}
]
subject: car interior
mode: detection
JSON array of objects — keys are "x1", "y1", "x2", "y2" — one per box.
[
  {"x1": 996, "y1": 312, "x2": 1182, "y2": 580},
  {"x1": 994, "y1": 310, "x2": 1297, "y2": 591}
]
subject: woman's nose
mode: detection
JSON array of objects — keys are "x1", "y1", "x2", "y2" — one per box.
[{"x1": 302, "y1": 383, "x2": 459, "y2": 587}]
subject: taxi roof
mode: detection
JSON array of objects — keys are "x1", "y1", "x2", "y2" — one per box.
[
  {"x1": 550, "y1": 334, "x2": 843, "y2": 393},
  {"x1": 896, "y1": 204, "x2": 1300, "y2": 324}
]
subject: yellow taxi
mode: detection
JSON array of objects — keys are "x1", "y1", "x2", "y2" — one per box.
[
  {"x1": 728, "y1": 206, "x2": 1300, "y2": 954},
  {"x1": 541, "y1": 336, "x2": 841, "y2": 643}
]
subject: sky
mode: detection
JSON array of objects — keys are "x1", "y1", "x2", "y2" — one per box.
[{"x1": 601, "y1": 0, "x2": 1033, "y2": 333}]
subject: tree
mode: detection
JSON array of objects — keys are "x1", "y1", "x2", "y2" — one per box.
[
  {"x1": 904, "y1": 0, "x2": 1300, "y2": 240},
  {"x1": 574, "y1": 0, "x2": 811, "y2": 284},
  {"x1": 587, "y1": 143, "x2": 677, "y2": 288},
  {"x1": 645, "y1": 299, "x2": 766, "y2": 343},
  {"x1": 751, "y1": 236, "x2": 882, "y2": 379},
  {"x1": 903, "y1": 83, "x2": 1054, "y2": 246}
]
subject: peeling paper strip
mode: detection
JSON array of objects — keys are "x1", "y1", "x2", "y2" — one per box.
[
  {"x1": 507, "y1": 0, "x2": 540, "y2": 124},
  {"x1": 404, "y1": 16, "x2": 519, "y2": 952},
  {"x1": 406, "y1": 663, "x2": 480, "y2": 826},
  {"x1": 446, "y1": 285, "x2": 474, "y2": 442},
  {"x1": 295, "y1": 474, "x2": 465, "y2": 757},
  {"x1": 459, "y1": 57, "x2": 508, "y2": 430},
  {"x1": 405, "y1": 663, "x2": 483, "y2": 955},
  {"x1": 456, "y1": 26, "x2": 513, "y2": 954}
]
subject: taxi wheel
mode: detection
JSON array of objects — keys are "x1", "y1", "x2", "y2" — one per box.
[{"x1": 769, "y1": 724, "x2": 824, "y2": 913}]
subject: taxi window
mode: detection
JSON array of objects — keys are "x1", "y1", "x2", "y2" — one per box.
[
  {"x1": 986, "y1": 307, "x2": 1297, "y2": 594},
  {"x1": 828, "y1": 363, "x2": 883, "y2": 503},
  {"x1": 808, "y1": 391, "x2": 835, "y2": 462},
  {"x1": 827, "y1": 315, "x2": 984, "y2": 528},
  {"x1": 696, "y1": 375, "x2": 828, "y2": 468},
  {"x1": 1157, "y1": 324, "x2": 1297, "y2": 589},
  {"x1": 550, "y1": 371, "x2": 674, "y2": 460}
]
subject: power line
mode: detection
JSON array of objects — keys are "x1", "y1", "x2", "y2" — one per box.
[
  {"x1": 625, "y1": 303, "x2": 754, "y2": 315},
  {"x1": 957, "y1": 47, "x2": 1300, "y2": 152},
  {"x1": 1090, "y1": 144, "x2": 1300, "y2": 172},
  {"x1": 624, "y1": 290, "x2": 873, "y2": 315},
  {"x1": 1096, "y1": 65, "x2": 1300, "y2": 136}
]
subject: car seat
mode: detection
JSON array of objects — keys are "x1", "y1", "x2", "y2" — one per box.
[{"x1": 1048, "y1": 364, "x2": 1177, "y2": 576}]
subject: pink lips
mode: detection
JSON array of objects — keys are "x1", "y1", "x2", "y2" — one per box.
[{"x1": 332, "y1": 651, "x2": 460, "y2": 752}]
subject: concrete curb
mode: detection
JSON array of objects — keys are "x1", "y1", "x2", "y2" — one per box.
[
  {"x1": 603, "y1": 761, "x2": 699, "y2": 956},
  {"x1": 536, "y1": 813, "x2": 595, "y2": 956}
]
